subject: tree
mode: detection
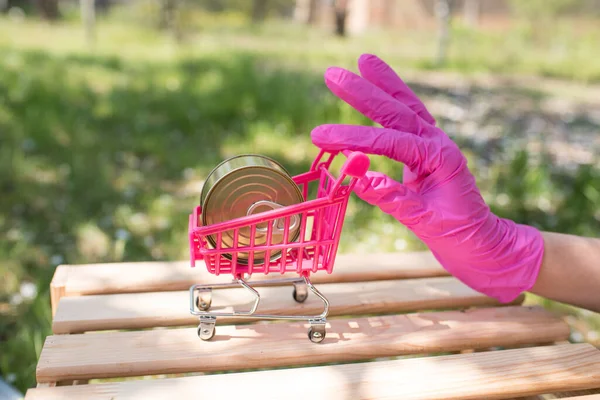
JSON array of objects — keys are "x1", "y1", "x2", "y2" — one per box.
[
  {"x1": 434, "y1": 0, "x2": 452, "y2": 65},
  {"x1": 334, "y1": 0, "x2": 349, "y2": 37},
  {"x1": 252, "y1": 0, "x2": 268, "y2": 23},
  {"x1": 96, "y1": 0, "x2": 112, "y2": 14},
  {"x1": 294, "y1": 0, "x2": 317, "y2": 24},
  {"x1": 463, "y1": 0, "x2": 479, "y2": 28},
  {"x1": 35, "y1": 0, "x2": 60, "y2": 20},
  {"x1": 81, "y1": 0, "x2": 95, "y2": 48},
  {"x1": 160, "y1": 0, "x2": 184, "y2": 42}
]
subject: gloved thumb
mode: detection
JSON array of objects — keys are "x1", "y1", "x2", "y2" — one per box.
[{"x1": 354, "y1": 171, "x2": 425, "y2": 227}]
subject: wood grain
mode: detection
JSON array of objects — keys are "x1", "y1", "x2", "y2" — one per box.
[
  {"x1": 27, "y1": 343, "x2": 600, "y2": 400},
  {"x1": 52, "y1": 276, "x2": 523, "y2": 334},
  {"x1": 36, "y1": 305, "x2": 570, "y2": 383},
  {"x1": 554, "y1": 392, "x2": 600, "y2": 399},
  {"x1": 49, "y1": 266, "x2": 68, "y2": 316},
  {"x1": 53, "y1": 251, "x2": 446, "y2": 300},
  {"x1": 505, "y1": 397, "x2": 547, "y2": 400}
]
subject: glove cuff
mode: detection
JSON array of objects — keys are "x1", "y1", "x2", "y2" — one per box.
[{"x1": 427, "y1": 214, "x2": 545, "y2": 303}]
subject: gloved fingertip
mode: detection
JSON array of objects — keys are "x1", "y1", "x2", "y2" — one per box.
[
  {"x1": 358, "y1": 53, "x2": 379, "y2": 64},
  {"x1": 324, "y1": 67, "x2": 360, "y2": 91},
  {"x1": 358, "y1": 53, "x2": 385, "y2": 71},
  {"x1": 324, "y1": 66, "x2": 344, "y2": 82},
  {"x1": 310, "y1": 124, "x2": 329, "y2": 138},
  {"x1": 310, "y1": 125, "x2": 338, "y2": 148}
]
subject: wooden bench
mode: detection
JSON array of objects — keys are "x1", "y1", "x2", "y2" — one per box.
[{"x1": 25, "y1": 251, "x2": 600, "y2": 399}]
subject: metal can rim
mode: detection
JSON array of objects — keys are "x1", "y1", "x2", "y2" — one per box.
[
  {"x1": 200, "y1": 156, "x2": 304, "y2": 265},
  {"x1": 200, "y1": 153, "x2": 292, "y2": 206}
]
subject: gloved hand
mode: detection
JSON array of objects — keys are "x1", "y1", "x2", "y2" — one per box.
[{"x1": 311, "y1": 54, "x2": 545, "y2": 303}]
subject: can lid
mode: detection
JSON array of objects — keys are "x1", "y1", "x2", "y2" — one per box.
[
  {"x1": 200, "y1": 154, "x2": 291, "y2": 205},
  {"x1": 202, "y1": 164, "x2": 303, "y2": 263}
]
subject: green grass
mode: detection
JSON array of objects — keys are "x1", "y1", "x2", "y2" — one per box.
[
  {"x1": 0, "y1": 12, "x2": 599, "y2": 393},
  {"x1": 2, "y1": 9, "x2": 600, "y2": 82}
]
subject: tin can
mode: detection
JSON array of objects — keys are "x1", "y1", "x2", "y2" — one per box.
[{"x1": 200, "y1": 154, "x2": 304, "y2": 265}]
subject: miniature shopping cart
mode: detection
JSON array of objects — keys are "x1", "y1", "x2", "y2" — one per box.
[{"x1": 188, "y1": 150, "x2": 370, "y2": 343}]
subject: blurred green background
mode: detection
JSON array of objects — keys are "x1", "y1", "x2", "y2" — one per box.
[{"x1": 1, "y1": 0, "x2": 599, "y2": 393}]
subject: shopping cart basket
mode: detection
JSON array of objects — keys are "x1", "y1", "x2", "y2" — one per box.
[{"x1": 188, "y1": 149, "x2": 370, "y2": 343}]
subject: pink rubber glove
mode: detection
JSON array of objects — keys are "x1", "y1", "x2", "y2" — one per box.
[{"x1": 311, "y1": 54, "x2": 545, "y2": 303}]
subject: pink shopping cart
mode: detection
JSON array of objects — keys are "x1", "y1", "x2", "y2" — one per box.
[{"x1": 188, "y1": 149, "x2": 370, "y2": 343}]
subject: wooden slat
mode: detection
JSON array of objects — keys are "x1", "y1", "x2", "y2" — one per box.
[
  {"x1": 50, "y1": 251, "x2": 445, "y2": 300},
  {"x1": 507, "y1": 397, "x2": 548, "y2": 400},
  {"x1": 36, "y1": 305, "x2": 570, "y2": 383},
  {"x1": 554, "y1": 392, "x2": 600, "y2": 399},
  {"x1": 27, "y1": 343, "x2": 600, "y2": 400},
  {"x1": 49, "y1": 266, "x2": 68, "y2": 316},
  {"x1": 35, "y1": 383, "x2": 55, "y2": 389},
  {"x1": 52, "y1": 276, "x2": 523, "y2": 334},
  {"x1": 512, "y1": 393, "x2": 600, "y2": 400}
]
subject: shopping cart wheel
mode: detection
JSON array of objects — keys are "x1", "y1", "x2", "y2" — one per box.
[
  {"x1": 292, "y1": 281, "x2": 308, "y2": 303},
  {"x1": 195, "y1": 289, "x2": 212, "y2": 311},
  {"x1": 198, "y1": 316, "x2": 216, "y2": 341},
  {"x1": 308, "y1": 320, "x2": 326, "y2": 343}
]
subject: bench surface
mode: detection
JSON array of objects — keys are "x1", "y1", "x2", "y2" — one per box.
[{"x1": 25, "y1": 251, "x2": 600, "y2": 399}]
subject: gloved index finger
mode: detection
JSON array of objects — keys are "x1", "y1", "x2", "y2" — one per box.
[
  {"x1": 311, "y1": 124, "x2": 429, "y2": 175},
  {"x1": 324, "y1": 67, "x2": 438, "y2": 139},
  {"x1": 357, "y1": 54, "x2": 437, "y2": 126}
]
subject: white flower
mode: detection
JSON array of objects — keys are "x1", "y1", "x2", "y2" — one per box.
[
  {"x1": 20, "y1": 282, "x2": 37, "y2": 300},
  {"x1": 394, "y1": 239, "x2": 407, "y2": 251},
  {"x1": 570, "y1": 331, "x2": 584, "y2": 343},
  {"x1": 496, "y1": 193, "x2": 509, "y2": 206},
  {"x1": 10, "y1": 293, "x2": 22, "y2": 306}
]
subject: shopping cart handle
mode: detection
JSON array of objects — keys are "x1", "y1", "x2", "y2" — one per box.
[{"x1": 341, "y1": 150, "x2": 370, "y2": 179}]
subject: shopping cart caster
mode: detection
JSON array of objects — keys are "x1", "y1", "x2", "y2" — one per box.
[
  {"x1": 198, "y1": 316, "x2": 216, "y2": 341},
  {"x1": 195, "y1": 288, "x2": 212, "y2": 311},
  {"x1": 292, "y1": 281, "x2": 308, "y2": 303},
  {"x1": 308, "y1": 320, "x2": 326, "y2": 343}
]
